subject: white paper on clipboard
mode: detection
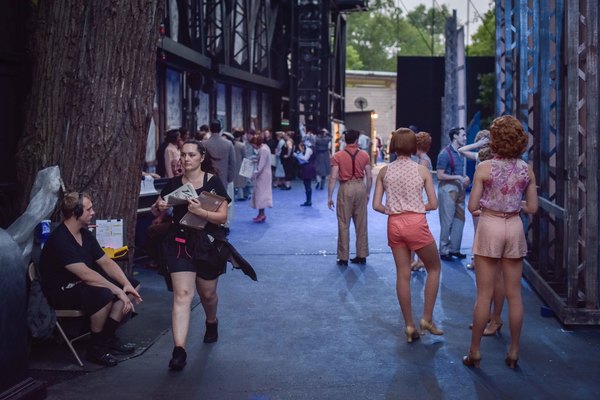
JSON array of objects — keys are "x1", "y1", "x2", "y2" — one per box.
[{"x1": 94, "y1": 219, "x2": 124, "y2": 248}]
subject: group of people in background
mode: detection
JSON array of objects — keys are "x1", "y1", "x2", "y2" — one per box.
[{"x1": 141, "y1": 113, "x2": 537, "y2": 371}]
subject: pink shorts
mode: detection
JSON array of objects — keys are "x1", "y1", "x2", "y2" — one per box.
[
  {"x1": 473, "y1": 209, "x2": 527, "y2": 258},
  {"x1": 387, "y1": 212, "x2": 435, "y2": 251}
]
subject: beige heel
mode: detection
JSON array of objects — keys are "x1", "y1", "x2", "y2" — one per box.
[{"x1": 419, "y1": 319, "x2": 444, "y2": 335}]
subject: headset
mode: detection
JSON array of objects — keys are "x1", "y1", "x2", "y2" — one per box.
[{"x1": 74, "y1": 192, "x2": 84, "y2": 218}]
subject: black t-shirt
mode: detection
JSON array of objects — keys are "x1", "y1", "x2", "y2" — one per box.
[
  {"x1": 39, "y1": 223, "x2": 106, "y2": 297},
  {"x1": 160, "y1": 174, "x2": 231, "y2": 230}
]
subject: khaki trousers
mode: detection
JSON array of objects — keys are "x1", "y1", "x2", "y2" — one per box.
[{"x1": 336, "y1": 179, "x2": 369, "y2": 260}]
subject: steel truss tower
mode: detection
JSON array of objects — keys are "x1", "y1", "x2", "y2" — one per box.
[{"x1": 496, "y1": 0, "x2": 599, "y2": 324}]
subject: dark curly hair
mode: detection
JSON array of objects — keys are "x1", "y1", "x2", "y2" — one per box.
[
  {"x1": 489, "y1": 115, "x2": 528, "y2": 158},
  {"x1": 415, "y1": 131, "x2": 432, "y2": 153}
]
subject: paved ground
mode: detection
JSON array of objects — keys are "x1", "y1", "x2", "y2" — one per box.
[{"x1": 39, "y1": 174, "x2": 600, "y2": 400}]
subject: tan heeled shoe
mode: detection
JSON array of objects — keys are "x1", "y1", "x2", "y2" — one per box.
[
  {"x1": 483, "y1": 320, "x2": 503, "y2": 336},
  {"x1": 462, "y1": 351, "x2": 481, "y2": 368},
  {"x1": 404, "y1": 326, "x2": 420, "y2": 343},
  {"x1": 419, "y1": 319, "x2": 444, "y2": 335},
  {"x1": 505, "y1": 353, "x2": 519, "y2": 369}
]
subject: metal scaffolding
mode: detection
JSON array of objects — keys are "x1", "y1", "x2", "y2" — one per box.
[{"x1": 496, "y1": 0, "x2": 599, "y2": 324}]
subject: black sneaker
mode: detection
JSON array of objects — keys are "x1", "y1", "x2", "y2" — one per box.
[
  {"x1": 336, "y1": 259, "x2": 348, "y2": 266},
  {"x1": 169, "y1": 346, "x2": 187, "y2": 371},
  {"x1": 204, "y1": 320, "x2": 219, "y2": 343},
  {"x1": 108, "y1": 335, "x2": 135, "y2": 355},
  {"x1": 450, "y1": 252, "x2": 467, "y2": 259},
  {"x1": 87, "y1": 345, "x2": 118, "y2": 367},
  {"x1": 440, "y1": 254, "x2": 454, "y2": 261},
  {"x1": 350, "y1": 256, "x2": 367, "y2": 264},
  {"x1": 300, "y1": 202, "x2": 312, "y2": 206}
]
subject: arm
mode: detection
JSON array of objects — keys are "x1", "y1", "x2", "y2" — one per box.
[
  {"x1": 95, "y1": 255, "x2": 142, "y2": 303},
  {"x1": 256, "y1": 147, "x2": 270, "y2": 172},
  {"x1": 227, "y1": 144, "x2": 236, "y2": 183},
  {"x1": 468, "y1": 162, "x2": 488, "y2": 214},
  {"x1": 364, "y1": 164, "x2": 373, "y2": 198},
  {"x1": 151, "y1": 195, "x2": 172, "y2": 220},
  {"x1": 419, "y1": 165, "x2": 438, "y2": 211},
  {"x1": 165, "y1": 147, "x2": 181, "y2": 178},
  {"x1": 372, "y1": 166, "x2": 386, "y2": 214},
  {"x1": 186, "y1": 196, "x2": 228, "y2": 225},
  {"x1": 521, "y1": 165, "x2": 538, "y2": 214},
  {"x1": 327, "y1": 165, "x2": 339, "y2": 210},
  {"x1": 65, "y1": 262, "x2": 139, "y2": 313},
  {"x1": 458, "y1": 138, "x2": 489, "y2": 161},
  {"x1": 437, "y1": 168, "x2": 468, "y2": 184},
  {"x1": 295, "y1": 147, "x2": 313, "y2": 162}
]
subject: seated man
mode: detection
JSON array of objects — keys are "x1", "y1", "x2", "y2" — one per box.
[{"x1": 39, "y1": 192, "x2": 142, "y2": 367}]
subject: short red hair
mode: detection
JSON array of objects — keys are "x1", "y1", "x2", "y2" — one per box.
[
  {"x1": 415, "y1": 131, "x2": 432, "y2": 153},
  {"x1": 390, "y1": 128, "x2": 416, "y2": 156},
  {"x1": 489, "y1": 115, "x2": 528, "y2": 158}
]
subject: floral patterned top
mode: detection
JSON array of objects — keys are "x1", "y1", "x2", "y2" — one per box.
[
  {"x1": 383, "y1": 156, "x2": 426, "y2": 215},
  {"x1": 480, "y1": 158, "x2": 529, "y2": 213}
]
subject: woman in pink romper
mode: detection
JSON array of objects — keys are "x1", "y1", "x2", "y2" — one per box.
[
  {"x1": 463, "y1": 116, "x2": 538, "y2": 369},
  {"x1": 373, "y1": 128, "x2": 443, "y2": 343}
]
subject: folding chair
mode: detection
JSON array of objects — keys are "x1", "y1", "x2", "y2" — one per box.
[{"x1": 28, "y1": 262, "x2": 89, "y2": 367}]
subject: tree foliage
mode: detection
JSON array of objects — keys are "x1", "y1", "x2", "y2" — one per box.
[
  {"x1": 345, "y1": 1, "x2": 451, "y2": 71},
  {"x1": 467, "y1": 7, "x2": 495, "y2": 56},
  {"x1": 346, "y1": 45, "x2": 364, "y2": 70}
]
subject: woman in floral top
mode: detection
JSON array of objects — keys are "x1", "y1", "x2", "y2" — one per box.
[{"x1": 463, "y1": 115, "x2": 538, "y2": 369}]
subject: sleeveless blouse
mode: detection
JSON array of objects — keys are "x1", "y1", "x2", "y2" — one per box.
[
  {"x1": 383, "y1": 157, "x2": 426, "y2": 215},
  {"x1": 480, "y1": 158, "x2": 529, "y2": 213}
]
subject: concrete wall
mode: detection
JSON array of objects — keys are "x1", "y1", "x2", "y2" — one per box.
[{"x1": 345, "y1": 71, "x2": 397, "y2": 149}]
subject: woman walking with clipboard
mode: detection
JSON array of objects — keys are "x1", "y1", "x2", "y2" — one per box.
[{"x1": 151, "y1": 139, "x2": 231, "y2": 371}]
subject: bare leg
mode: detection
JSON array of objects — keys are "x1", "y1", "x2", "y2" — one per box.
[
  {"x1": 171, "y1": 271, "x2": 197, "y2": 348},
  {"x1": 109, "y1": 299, "x2": 126, "y2": 322},
  {"x1": 415, "y1": 242, "x2": 441, "y2": 322},
  {"x1": 196, "y1": 276, "x2": 219, "y2": 323},
  {"x1": 485, "y1": 269, "x2": 505, "y2": 332},
  {"x1": 500, "y1": 257, "x2": 524, "y2": 357},
  {"x1": 469, "y1": 255, "x2": 498, "y2": 354},
  {"x1": 391, "y1": 246, "x2": 414, "y2": 327},
  {"x1": 89, "y1": 302, "x2": 111, "y2": 333}
]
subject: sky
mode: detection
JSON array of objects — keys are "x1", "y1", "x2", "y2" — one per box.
[{"x1": 396, "y1": 0, "x2": 493, "y2": 42}]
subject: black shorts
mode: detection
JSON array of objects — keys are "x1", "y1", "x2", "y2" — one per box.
[
  {"x1": 163, "y1": 227, "x2": 227, "y2": 281},
  {"x1": 47, "y1": 275, "x2": 140, "y2": 316},
  {"x1": 166, "y1": 254, "x2": 226, "y2": 280}
]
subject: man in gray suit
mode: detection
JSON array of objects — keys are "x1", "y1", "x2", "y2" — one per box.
[{"x1": 203, "y1": 120, "x2": 236, "y2": 228}]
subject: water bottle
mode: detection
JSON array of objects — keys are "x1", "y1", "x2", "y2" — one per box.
[{"x1": 38, "y1": 220, "x2": 51, "y2": 248}]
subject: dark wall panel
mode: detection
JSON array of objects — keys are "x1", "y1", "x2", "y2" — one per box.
[
  {"x1": 396, "y1": 56, "x2": 445, "y2": 166},
  {"x1": 396, "y1": 56, "x2": 494, "y2": 167}
]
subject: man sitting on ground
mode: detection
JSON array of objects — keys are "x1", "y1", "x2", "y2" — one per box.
[{"x1": 39, "y1": 192, "x2": 142, "y2": 366}]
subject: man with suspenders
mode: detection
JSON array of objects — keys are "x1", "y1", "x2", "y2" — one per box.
[
  {"x1": 436, "y1": 127, "x2": 470, "y2": 261},
  {"x1": 328, "y1": 129, "x2": 373, "y2": 266}
]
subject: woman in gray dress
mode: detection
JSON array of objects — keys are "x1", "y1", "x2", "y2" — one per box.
[{"x1": 314, "y1": 129, "x2": 332, "y2": 190}]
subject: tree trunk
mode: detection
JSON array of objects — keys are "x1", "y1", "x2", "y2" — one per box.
[{"x1": 16, "y1": 1, "x2": 164, "y2": 248}]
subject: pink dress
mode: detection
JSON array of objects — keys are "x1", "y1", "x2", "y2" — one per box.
[
  {"x1": 249, "y1": 144, "x2": 273, "y2": 210},
  {"x1": 473, "y1": 158, "x2": 530, "y2": 258}
]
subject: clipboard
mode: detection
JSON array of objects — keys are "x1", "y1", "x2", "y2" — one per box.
[
  {"x1": 179, "y1": 191, "x2": 226, "y2": 229},
  {"x1": 93, "y1": 219, "x2": 124, "y2": 248}
]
